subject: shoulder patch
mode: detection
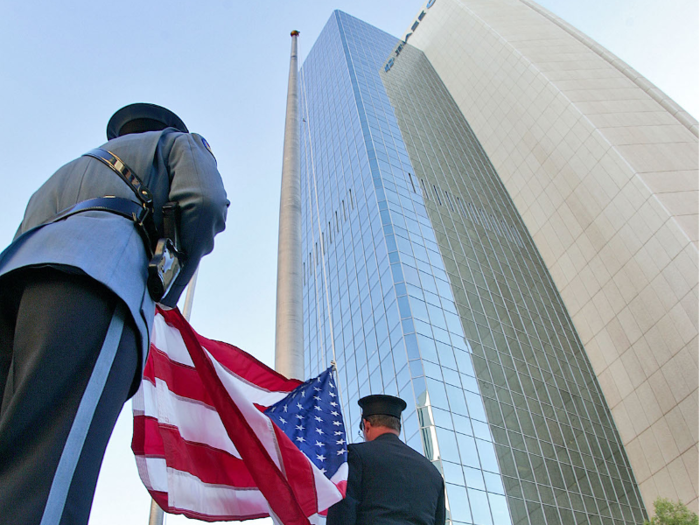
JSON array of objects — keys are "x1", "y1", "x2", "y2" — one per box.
[{"x1": 200, "y1": 136, "x2": 216, "y2": 161}]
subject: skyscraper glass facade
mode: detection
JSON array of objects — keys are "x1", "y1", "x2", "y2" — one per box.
[{"x1": 299, "y1": 10, "x2": 646, "y2": 525}]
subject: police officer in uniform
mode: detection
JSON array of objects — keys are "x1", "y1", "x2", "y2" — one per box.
[
  {"x1": 0, "y1": 103, "x2": 228, "y2": 525},
  {"x1": 327, "y1": 394, "x2": 446, "y2": 525}
]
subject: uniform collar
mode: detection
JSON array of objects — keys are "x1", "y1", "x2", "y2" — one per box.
[{"x1": 373, "y1": 432, "x2": 401, "y2": 442}]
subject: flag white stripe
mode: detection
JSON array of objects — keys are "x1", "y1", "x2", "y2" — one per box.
[
  {"x1": 135, "y1": 456, "x2": 275, "y2": 517},
  {"x1": 151, "y1": 315, "x2": 193, "y2": 367},
  {"x1": 168, "y1": 468, "x2": 272, "y2": 516},
  {"x1": 137, "y1": 379, "x2": 241, "y2": 457},
  {"x1": 205, "y1": 349, "x2": 284, "y2": 470},
  {"x1": 151, "y1": 314, "x2": 290, "y2": 406},
  {"x1": 135, "y1": 456, "x2": 169, "y2": 493},
  {"x1": 311, "y1": 461, "x2": 344, "y2": 511}
]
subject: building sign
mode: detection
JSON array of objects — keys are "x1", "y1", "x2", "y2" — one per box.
[{"x1": 384, "y1": 0, "x2": 436, "y2": 72}]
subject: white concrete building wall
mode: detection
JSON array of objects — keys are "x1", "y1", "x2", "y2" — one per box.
[{"x1": 406, "y1": 0, "x2": 699, "y2": 514}]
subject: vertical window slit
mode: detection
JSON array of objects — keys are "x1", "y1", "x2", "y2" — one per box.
[
  {"x1": 479, "y1": 209, "x2": 491, "y2": 231},
  {"x1": 502, "y1": 220, "x2": 515, "y2": 243},
  {"x1": 490, "y1": 214, "x2": 502, "y2": 236},
  {"x1": 456, "y1": 197, "x2": 468, "y2": 219},
  {"x1": 420, "y1": 179, "x2": 430, "y2": 200},
  {"x1": 407, "y1": 173, "x2": 416, "y2": 193},
  {"x1": 445, "y1": 191, "x2": 455, "y2": 212},
  {"x1": 432, "y1": 185, "x2": 442, "y2": 206}
]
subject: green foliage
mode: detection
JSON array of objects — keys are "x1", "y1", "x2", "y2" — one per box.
[{"x1": 644, "y1": 498, "x2": 698, "y2": 525}]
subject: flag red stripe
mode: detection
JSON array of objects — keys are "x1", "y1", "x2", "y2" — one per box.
[
  {"x1": 148, "y1": 489, "x2": 272, "y2": 524},
  {"x1": 273, "y1": 423, "x2": 319, "y2": 515},
  {"x1": 174, "y1": 312, "x2": 314, "y2": 525},
  {"x1": 146, "y1": 347, "x2": 215, "y2": 406},
  {"x1": 134, "y1": 415, "x2": 259, "y2": 487},
  {"x1": 160, "y1": 309, "x2": 302, "y2": 392},
  {"x1": 132, "y1": 415, "x2": 165, "y2": 457}
]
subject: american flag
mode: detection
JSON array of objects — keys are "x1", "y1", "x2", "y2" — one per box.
[
  {"x1": 266, "y1": 368, "x2": 348, "y2": 483},
  {"x1": 132, "y1": 307, "x2": 347, "y2": 524}
]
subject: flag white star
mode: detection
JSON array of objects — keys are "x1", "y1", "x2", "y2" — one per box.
[
  {"x1": 330, "y1": 401, "x2": 338, "y2": 407},
  {"x1": 329, "y1": 392, "x2": 336, "y2": 398},
  {"x1": 296, "y1": 436, "x2": 305, "y2": 443},
  {"x1": 297, "y1": 403, "x2": 303, "y2": 410},
  {"x1": 314, "y1": 405, "x2": 322, "y2": 412},
  {"x1": 315, "y1": 440, "x2": 324, "y2": 447},
  {"x1": 333, "y1": 421, "x2": 342, "y2": 426},
  {"x1": 279, "y1": 417, "x2": 287, "y2": 424},
  {"x1": 315, "y1": 428, "x2": 324, "y2": 435},
  {"x1": 337, "y1": 449, "x2": 346, "y2": 455},
  {"x1": 296, "y1": 414, "x2": 304, "y2": 420},
  {"x1": 314, "y1": 387, "x2": 321, "y2": 392},
  {"x1": 316, "y1": 454, "x2": 326, "y2": 462},
  {"x1": 334, "y1": 431, "x2": 343, "y2": 436},
  {"x1": 314, "y1": 395, "x2": 322, "y2": 401},
  {"x1": 296, "y1": 424, "x2": 305, "y2": 431},
  {"x1": 283, "y1": 404, "x2": 288, "y2": 412},
  {"x1": 315, "y1": 415, "x2": 323, "y2": 422},
  {"x1": 331, "y1": 411, "x2": 339, "y2": 416},
  {"x1": 336, "y1": 438, "x2": 345, "y2": 445}
]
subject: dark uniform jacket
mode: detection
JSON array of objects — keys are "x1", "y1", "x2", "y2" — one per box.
[{"x1": 327, "y1": 432, "x2": 445, "y2": 525}]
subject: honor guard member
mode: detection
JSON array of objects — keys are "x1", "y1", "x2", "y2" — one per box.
[
  {"x1": 327, "y1": 394, "x2": 446, "y2": 525},
  {"x1": 0, "y1": 103, "x2": 229, "y2": 525}
]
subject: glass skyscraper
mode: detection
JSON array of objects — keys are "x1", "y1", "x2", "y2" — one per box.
[{"x1": 299, "y1": 11, "x2": 647, "y2": 525}]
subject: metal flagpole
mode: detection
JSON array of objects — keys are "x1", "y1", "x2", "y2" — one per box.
[
  {"x1": 274, "y1": 30, "x2": 304, "y2": 380},
  {"x1": 147, "y1": 267, "x2": 199, "y2": 525}
]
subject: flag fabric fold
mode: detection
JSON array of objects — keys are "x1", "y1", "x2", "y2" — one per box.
[{"x1": 132, "y1": 306, "x2": 347, "y2": 524}]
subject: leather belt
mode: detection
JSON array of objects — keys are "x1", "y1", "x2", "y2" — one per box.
[
  {"x1": 47, "y1": 196, "x2": 155, "y2": 257},
  {"x1": 51, "y1": 196, "x2": 147, "y2": 224},
  {"x1": 83, "y1": 149, "x2": 153, "y2": 206}
]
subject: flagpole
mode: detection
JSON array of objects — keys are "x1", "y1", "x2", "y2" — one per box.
[
  {"x1": 147, "y1": 267, "x2": 199, "y2": 525},
  {"x1": 181, "y1": 267, "x2": 199, "y2": 320},
  {"x1": 275, "y1": 30, "x2": 304, "y2": 380}
]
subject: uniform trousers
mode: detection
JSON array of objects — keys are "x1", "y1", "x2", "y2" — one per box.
[{"x1": 0, "y1": 267, "x2": 139, "y2": 525}]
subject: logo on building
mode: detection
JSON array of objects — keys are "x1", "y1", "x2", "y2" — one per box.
[{"x1": 384, "y1": 0, "x2": 436, "y2": 72}]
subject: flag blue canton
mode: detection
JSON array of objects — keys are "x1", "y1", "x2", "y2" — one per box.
[{"x1": 265, "y1": 367, "x2": 347, "y2": 479}]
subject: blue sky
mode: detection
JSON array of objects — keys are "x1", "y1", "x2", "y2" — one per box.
[{"x1": 0, "y1": 1, "x2": 696, "y2": 524}]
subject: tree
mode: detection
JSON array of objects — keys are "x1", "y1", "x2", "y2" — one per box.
[{"x1": 644, "y1": 498, "x2": 699, "y2": 525}]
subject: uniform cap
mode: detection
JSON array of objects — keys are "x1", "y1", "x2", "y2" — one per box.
[
  {"x1": 358, "y1": 394, "x2": 407, "y2": 419},
  {"x1": 107, "y1": 103, "x2": 189, "y2": 140}
]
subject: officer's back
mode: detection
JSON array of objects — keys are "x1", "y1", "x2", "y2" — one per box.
[{"x1": 327, "y1": 395, "x2": 446, "y2": 525}]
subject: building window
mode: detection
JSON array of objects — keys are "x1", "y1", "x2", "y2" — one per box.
[
  {"x1": 420, "y1": 179, "x2": 430, "y2": 200},
  {"x1": 432, "y1": 185, "x2": 442, "y2": 206},
  {"x1": 408, "y1": 172, "x2": 417, "y2": 192}
]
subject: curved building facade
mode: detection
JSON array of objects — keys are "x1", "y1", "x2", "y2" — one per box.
[{"x1": 405, "y1": 0, "x2": 698, "y2": 515}]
